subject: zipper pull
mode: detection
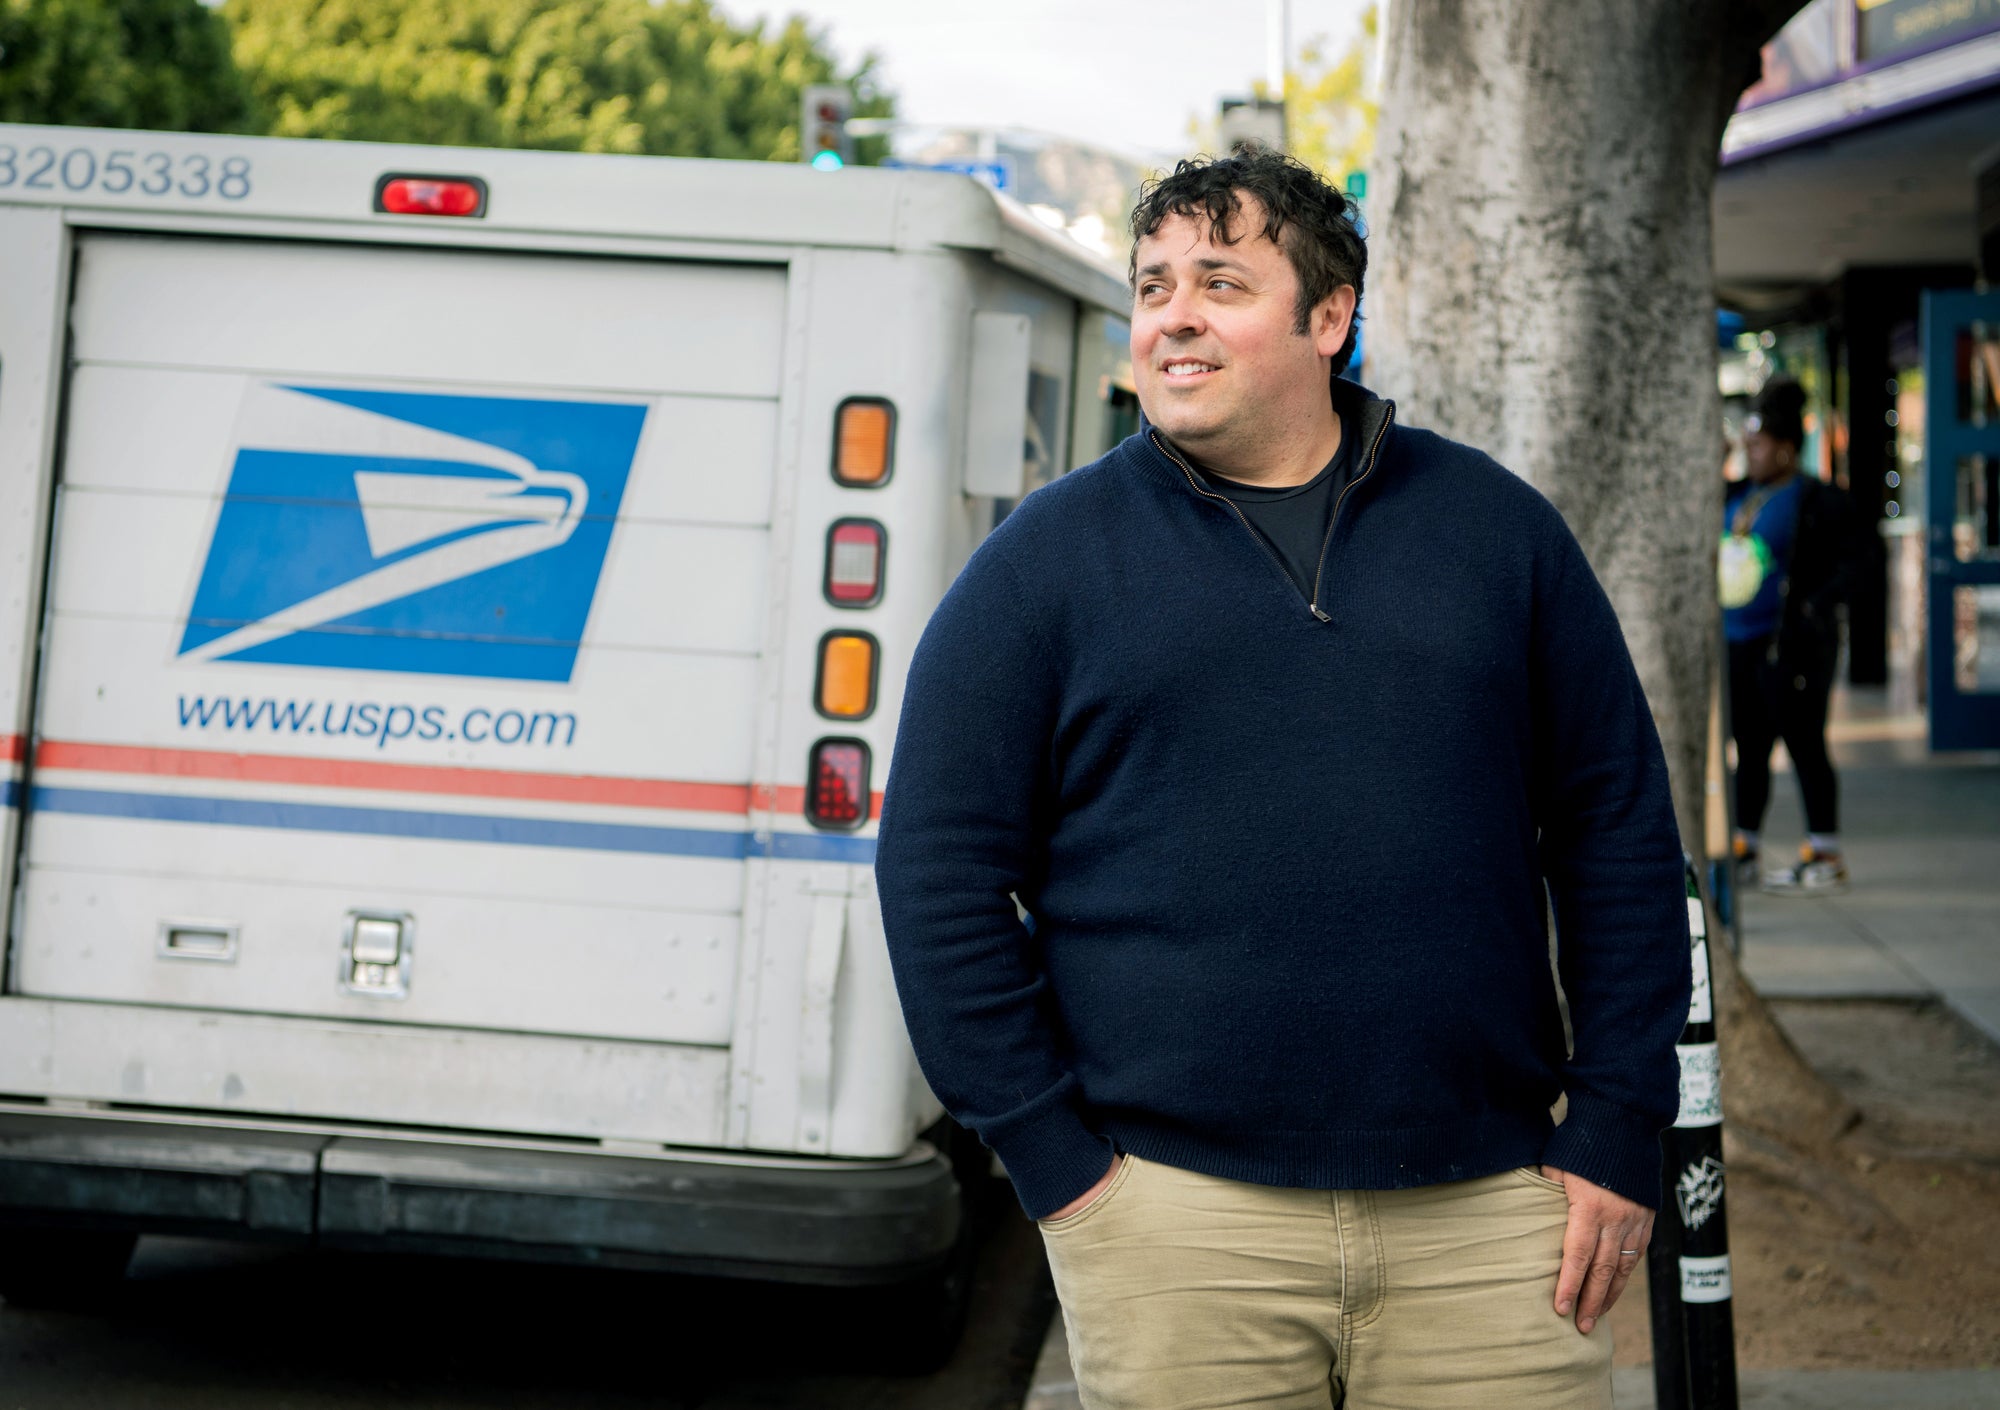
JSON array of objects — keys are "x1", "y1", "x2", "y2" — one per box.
[{"x1": 1310, "y1": 605, "x2": 1331, "y2": 622}]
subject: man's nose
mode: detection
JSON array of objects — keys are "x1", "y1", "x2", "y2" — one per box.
[{"x1": 1158, "y1": 283, "x2": 1205, "y2": 337}]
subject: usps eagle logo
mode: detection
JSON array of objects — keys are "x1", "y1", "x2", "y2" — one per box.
[{"x1": 179, "y1": 385, "x2": 647, "y2": 682}]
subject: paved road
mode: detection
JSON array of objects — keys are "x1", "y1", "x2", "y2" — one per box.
[{"x1": 0, "y1": 1205, "x2": 1054, "y2": 1409}]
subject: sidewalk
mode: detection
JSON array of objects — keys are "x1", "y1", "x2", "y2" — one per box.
[{"x1": 1733, "y1": 698, "x2": 2000, "y2": 1044}]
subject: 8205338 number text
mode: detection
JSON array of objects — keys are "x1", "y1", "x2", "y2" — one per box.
[{"x1": 0, "y1": 144, "x2": 251, "y2": 201}]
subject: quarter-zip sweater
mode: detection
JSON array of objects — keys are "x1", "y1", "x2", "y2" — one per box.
[{"x1": 874, "y1": 381, "x2": 1690, "y2": 1220}]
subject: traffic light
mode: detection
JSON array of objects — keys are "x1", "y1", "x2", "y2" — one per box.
[{"x1": 801, "y1": 85, "x2": 853, "y2": 170}]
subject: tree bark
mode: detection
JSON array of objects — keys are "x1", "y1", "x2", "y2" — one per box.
[{"x1": 1370, "y1": 0, "x2": 1837, "y2": 1140}]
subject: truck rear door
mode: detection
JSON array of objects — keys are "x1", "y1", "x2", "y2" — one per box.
[{"x1": 15, "y1": 232, "x2": 786, "y2": 1142}]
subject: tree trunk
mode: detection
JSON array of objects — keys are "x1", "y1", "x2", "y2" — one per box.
[{"x1": 1369, "y1": 0, "x2": 1841, "y2": 1141}]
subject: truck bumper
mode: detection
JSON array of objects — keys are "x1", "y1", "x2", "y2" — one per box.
[{"x1": 0, "y1": 1109, "x2": 960, "y2": 1285}]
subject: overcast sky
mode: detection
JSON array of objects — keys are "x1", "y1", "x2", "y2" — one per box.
[{"x1": 736, "y1": 0, "x2": 1374, "y2": 162}]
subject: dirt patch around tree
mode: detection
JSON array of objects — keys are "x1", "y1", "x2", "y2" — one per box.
[{"x1": 1607, "y1": 998, "x2": 2000, "y2": 1370}]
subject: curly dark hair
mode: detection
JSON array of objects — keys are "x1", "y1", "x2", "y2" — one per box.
[
  {"x1": 1128, "y1": 147, "x2": 1367, "y2": 377},
  {"x1": 1750, "y1": 377, "x2": 1807, "y2": 449}
]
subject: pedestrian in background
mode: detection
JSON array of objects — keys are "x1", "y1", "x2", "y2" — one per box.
[
  {"x1": 1721, "y1": 377, "x2": 1863, "y2": 894},
  {"x1": 874, "y1": 148, "x2": 1690, "y2": 1409}
]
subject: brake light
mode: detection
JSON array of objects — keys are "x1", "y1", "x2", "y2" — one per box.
[
  {"x1": 833, "y1": 398, "x2": 895, "y2": 486},
  {"x1": 374, "y1": 174, "x2": 488, "y2": 218},
  {"x1": 824, "y1": 519, "x2": 885, "y2": 607},
  {"x1": 816, "y1": 631, "x2": 878, "y2": 719},
  {"x1": 807, "y1": 739, "x2": 871, "y2": 829}
]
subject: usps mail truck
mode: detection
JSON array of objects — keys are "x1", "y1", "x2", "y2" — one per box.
[{"x1": 0, "y1": 123, "x2": 1136, "y2": 1342}]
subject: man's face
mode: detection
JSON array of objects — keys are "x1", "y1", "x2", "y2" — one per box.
[{"x1": 1130, "y1": 197, "x2": 1350, "y2": 461}]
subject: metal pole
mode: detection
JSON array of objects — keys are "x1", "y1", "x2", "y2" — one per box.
[
  {"x1": 1266, "y1": 0, "x2": 1287, "y2": 95},
  {"x1": 1647, "y1": 1138, "x2": 1689, "y2": 1410},
  {"x1": 1283, "y1": 0, "x2": 1291, "y2": 91},
  {"x1": 1654, "y1": 858, "x2": 1741, "y2": 1410}
]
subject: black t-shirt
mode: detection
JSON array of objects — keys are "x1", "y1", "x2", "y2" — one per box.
[{"x1": 1194, "y1": 427, "x2": 1357, "y2": 600}]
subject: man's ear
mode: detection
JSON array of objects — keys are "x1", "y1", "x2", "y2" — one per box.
[{"x1": 1313, "y1": 286, "x2": 1357, "y2": 359}]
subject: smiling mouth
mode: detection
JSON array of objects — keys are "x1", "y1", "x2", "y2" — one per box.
[{"x1": 1162, "y1": 360, "x2": 1220, "y2": 380}]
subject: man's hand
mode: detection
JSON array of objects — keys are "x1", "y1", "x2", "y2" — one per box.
[
  {"x1": 1543, "y1": 1164, "x2": 1653, "y2": 1335},
  {"x1": 1046, "y1": 1154, "x2": 1123, "y2": 1222}
]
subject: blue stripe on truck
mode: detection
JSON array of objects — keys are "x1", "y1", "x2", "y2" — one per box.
[{"x1": 27, "y1": 785, "x2": 879, "y2": 865}]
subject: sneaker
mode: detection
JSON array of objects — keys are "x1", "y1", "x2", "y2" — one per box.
[
  {"x1": 1761, "y1": 845, "x2": 1849, "y2": 896},
  {"x1": 1732, "y1": 837, "x2": 1760, "y2": 887}
]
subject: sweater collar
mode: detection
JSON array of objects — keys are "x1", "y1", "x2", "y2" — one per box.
[{"x1": 1138, "y1": 377, "x2": 1396, "y2": 494}]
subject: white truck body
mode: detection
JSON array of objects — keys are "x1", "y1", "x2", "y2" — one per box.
[{"x1": 0, "y1": 123, "x2": 1133, "y2": 1289}]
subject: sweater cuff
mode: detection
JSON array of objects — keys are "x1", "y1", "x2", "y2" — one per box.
[
  {"x1": 983, "y1": 1085, "x2": 1117, "y2": 1220},
  {"x1": 1540, "y1": 1091, "x2": 1669, "y2": 1209}
]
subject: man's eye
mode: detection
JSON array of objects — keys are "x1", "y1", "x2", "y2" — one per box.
[{"x1": 1209, "y1": 278, "x2": 1238, "y2": 292}]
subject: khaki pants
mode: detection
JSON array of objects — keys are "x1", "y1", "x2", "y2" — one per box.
[{"x1": 1038, "y1": 1154, "x2": 1613, "y2": 1410}]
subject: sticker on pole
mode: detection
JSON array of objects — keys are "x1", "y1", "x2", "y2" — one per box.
[
  {"x1": 1679, "y1": 1253, "x2": 1732, "y2": 1303},
  {"x1": 1675, "y1": 1042, "x2": 1723, "y2": 1127},
  {"x1": 1688, "y1": 938, "x2": 1713, "y2": 1023},
  {"x1": 1674, "y1": 1154, "x2": 1726, "y2": 1230},
  {"x1": 179, "y1": 384, "x2": 647, "y2": 683}
]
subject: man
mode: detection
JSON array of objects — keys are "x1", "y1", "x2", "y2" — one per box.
[
  {"x1": 1721, "y1": 377, "x2": 1862, "y2": 895},
  {"x1": 874, "y1": 150, "x2": 1689, "y2": 1409}
]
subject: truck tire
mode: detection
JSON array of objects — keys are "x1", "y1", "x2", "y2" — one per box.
[
  {"x1": 868, "y1": 1209, "x2": 980, "y2": 1374},
  {"x1": 0, "y1": 1229, "x2": 137, "y2": 1311},
  {"x1": 869, "y1": 1118, "x2": 995, "y2": 1373}
]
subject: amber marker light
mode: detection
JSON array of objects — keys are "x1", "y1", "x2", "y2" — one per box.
[
  {"x1": 833, "y1": 398, "x2": 895, "y2": 486},
  {"x1": 815, "y1": 630, "x2": 879, "y2": 720}
]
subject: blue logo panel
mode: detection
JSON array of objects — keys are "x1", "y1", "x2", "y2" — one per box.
[{"x1": 180, "y1": 386, "x2": 647, "y2": 683}]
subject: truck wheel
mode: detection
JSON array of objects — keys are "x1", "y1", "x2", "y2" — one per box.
[
  {"x1": 0, "y1": 1229, "x2": 137, "y2": 1311},
  {"x1": 871, "y1": 1118, "x2": 993, "y2": 1373},
  {"x1": 870, "y1": 1229, "x2": 976, "y2": 1374}
]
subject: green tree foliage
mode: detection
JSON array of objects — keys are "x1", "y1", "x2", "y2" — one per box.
[
  {"x1": 221, "y1": 0, "x2": 892, "y2": 160},
  {"x1": 1185, "y1": 6, "x2": 1375, "y2": 182},
  {"x1": 1281, "y1": 4, "x2": 1378, "y2": 184},
  {"x1": 0, "y1": 0, "x2": 253, "y2": 131}
]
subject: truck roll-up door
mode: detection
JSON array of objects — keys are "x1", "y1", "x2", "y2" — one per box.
[{"x1": 16, "y1": 234, "x2": 784, "y2": 1068}]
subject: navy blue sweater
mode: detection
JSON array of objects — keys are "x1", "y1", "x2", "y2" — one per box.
[{"x1": 874, "y1": 383, "x2": 1690, "y2": 1218}]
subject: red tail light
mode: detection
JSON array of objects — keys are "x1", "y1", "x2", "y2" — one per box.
[
  {"x1": 824, "y1": 519, "x2": 885, "y2": 607},
  {"x1": 374, "y1": 174, "x2": 488, "y2": 218},
  {"x1": 807, "y1": 739, "x2": 871, "y2": 829}
]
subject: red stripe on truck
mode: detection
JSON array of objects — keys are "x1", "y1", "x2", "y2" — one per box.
[
  {"x1": 24, "y1": 740, "x2": 883, "y2": 818},
  {"x1": 37, "y1": 740, "x2": 753, "y2": 814}
]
